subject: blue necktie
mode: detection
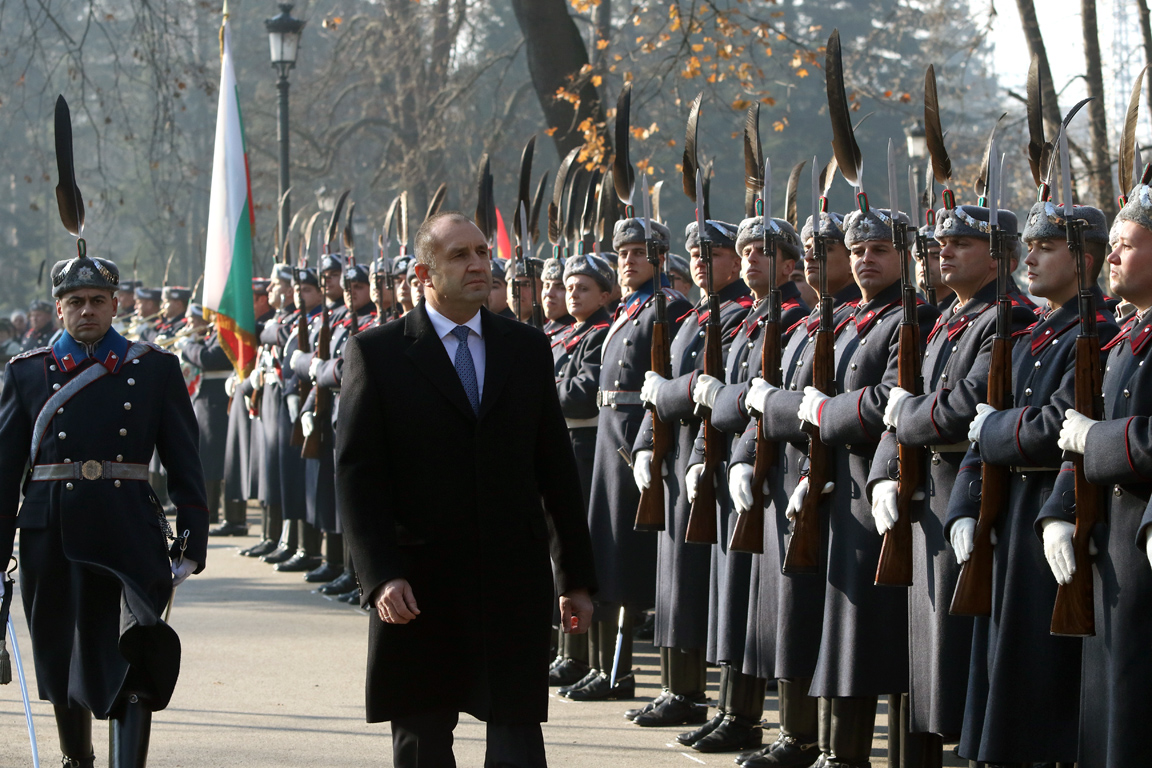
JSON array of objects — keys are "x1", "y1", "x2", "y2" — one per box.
[{"x1": 450, "y1": 325, "x2": 480, "y2": 414}]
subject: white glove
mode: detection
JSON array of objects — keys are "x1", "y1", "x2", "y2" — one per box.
[
  {"x1": 967, "y1": 403, "x2": 997, "y2": 444},
  {"x1": 171, "y1": 558, "x2": 198, "y2": 587},
  {"x1": 746, "y1": 377, "x2": 777, "y2": 417},
  {"x1": 784, "y1": 476, "x2": 835, "y2": 520},
  {"x1": 869, "y1": 479, "x2": 926, "y2": 535},
  {"x1": 286, "y1": 394, "x2": 301, "y2": 422},
  {"x1": 1042, "y1": 519, "x2": 1077, "y2": 585},
  {"x1": 729, "y1": 463, "x2": 755, "y2": 515},
  {"x1": 950, "y1": 517, "x2": 976, "y2": 564},
  {"x1": 301, "y1": 411, "x2": 316, "y2": 437},
  {"x1": 641, "y1": 371, "x2": 670, "y2": 409},
  {"x1": 289, "y1": 349, "x2": 305, "y2": 371},
  {"x1": 634, "y1": 449, "x2": 653, "y2": 491},
  {"x1": 248, "y1": 366, "x2": 261, "y2": 389},
  {"x1": 797, "y1": 386, "x2": 829, "y2": 428},
  {"x1": 224, "y1": 374, "x2": 237, "y2": 398},
  {"x1": 309, "y1": 356, "x2": 322, "y2": 380},
  {"x1": 686, "y1": 463, "x2": 705, "y2": 503},
  {"x1": 1058, "y1": 409, "x2": 1098, "y2": 454},
  {"x1": 693, "y1": 374, "x2": 724, "y2": 410},
  {"x1": 884, "y1": 386, "x2": 912, "y2": 430}
]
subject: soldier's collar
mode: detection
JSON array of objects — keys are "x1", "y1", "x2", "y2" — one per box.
[{"x1": 53, "y1": 328, "x2": 130, "y2": 375}]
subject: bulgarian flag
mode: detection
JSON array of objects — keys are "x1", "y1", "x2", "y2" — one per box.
[{"x1": 203, "y1": 13, "x2": 257, "y2": 376}]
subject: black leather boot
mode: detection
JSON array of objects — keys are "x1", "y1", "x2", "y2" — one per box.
[
  {"x1": 548, "y1": 657, "x2": 591, "y2": 687},
  {"x1": 55, "y1": 703, "x2": 94, "y2": 768},
  {"x1": 692, "y1": 669, "x2": 765, "y2": 752},
  {"x1": 632, "y1": 692, "x2": 709, "y2": 727},
  {"x1": 744, "y1": 678, "x2": 819, "y2": 767},
  {"x1": 558, "y1": 668, "x2": 600, "y2": 696},
  {"x1": 820, "y1": 696, "x2": 877, "y2": 767},
  {"x1": 624, "y1": 689, "x2": 670, "y2": 721},
  {"x1": 678, "y1": 663, "x2": 731, "y2": 745},
  {"x1": 565, "y1": 671, "x2": 636, "y2": 701},
  {"x1": 109, "y1": 695, "x2": 152, "y2": 768}
]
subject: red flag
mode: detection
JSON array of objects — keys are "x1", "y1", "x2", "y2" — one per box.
[{"x1": 495, "y1": 206, "x2": 512, "y2": 262}]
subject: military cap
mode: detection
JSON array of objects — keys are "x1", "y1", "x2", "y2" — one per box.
[
  {"x1": 563, "y1": 253, "x2": 615, "y2": 292},
  {"x1": 685, "y1": 220, "x2": 738, "y2": 252},
  {"x1": 541, "y1": 257, "x2": 565, "y2": 282},
  {"x1": 318, "y1": 253, "x2": 343, "y2": 274},
  {"x1": 801, "y1": 211, "x2": 847, "y2": 244},
  {"x1": 1023, "y1": 201, "x2": 1109, "y2": 245},
  {"x1": 271, "y1": 264, "x2": 293, "y2": 282},
  {"x1": 1117, "y1": 178, "x2": 1152, "y2": 234},
  {"x1": 343, "y1": 263, "x2": 370, "y2": 285},
  {"x1": 50, "y1": 255, "x2": 119, "y2": 299},
  {"x1": 666, "y1": 253, "x2": 691, "y2": 284},
  {"x1": 252, "y1": 277, "x2": 271, "y2": 295},
  {"x1": 135, "y1": 286, "x2": 162, "y2": 302},
  {"x1": 117, "y1": 279, "x2": 141, "y2": 293},
  {"x1": 490, "y1": 257, "x2": 508, "y2": 282},
  {"x1": 406, "y1": 259, "x2": 419, "y2": 282},
  {"x1": 370, "y1": 256, "x2": 388, "y2": 276},
  {"x1": 162, "y1": 286, "x2": 192, "y2": 303},
  {"x1": 934, "y1": 204, "x2": 1018, "y2": 240},
  {"x1": 843, "y1": 208, "x2": 912, "y2": 249},
  {"x1": 391, "y1": 255, "x2": 414, "y2": 278},
  {"x1": 293, "y1": 266, "x2": 319, "y2": 288},
  {"x1": 613, "y1": 217, "x2": 672, "y2": 251},
  {"x1": 186, "y1": 302, "x2": 205, "y2": 320},
  {"x1": 736, "y1": 216, "x2": 803, "y2": 263},
  {"x1": 28, "y1": 298, "x2": 55, "y2": 313}
]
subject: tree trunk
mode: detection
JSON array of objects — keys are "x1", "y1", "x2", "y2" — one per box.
[
  {"x1": 1136, "y1": 0, "x2": 1152, "y2": 170},
  {"x1": 1014, "y1": 0, "x2": 1063, "y2": 136},
  {"x1": 1081, "y1": 0, "x2": 1117, "y2": 217},
  {"x1": 509, "y1": 0, "x2": 607, "y2": 158}
]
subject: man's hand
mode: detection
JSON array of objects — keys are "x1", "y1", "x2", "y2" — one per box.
[
  {"x1": 692, "y1": 374, "x2": 724, "y2": 411},
  {"x1": 797, "y1": 386, "x2": 829, "y2": 428},
  {"x1": 633, "y1": 449, "x2": 653, "y2": 491},
  {"x1": 967, "y1": 403, "x2": 997, "y2": 444},
  {"x1": 728, "y1": 463, "x2": 755, "y2": 515},
  {"x1": 171, "y1": 558, "x2": 199, "y2": 587},
  {"x1": 746, "y1": 377, "x2": 777, "y2": 417},
  {"x1": 559, "y1": 588, "x2": 594, "y2": 634},
  {"x1": 870, "y1": 479, "x2": 925, "y2": 536},
  {"x1": 224, "y1": 374, "x2": 238, "y2": 398},
  {"x1": 641, "y1": 371, "x2": 670, "y2": 409},
  {"x1": 289, "y1": 349, "x2": 306, "y2": 371},
  {"x1": 373, "y1": 578, "x2": 420, "y2": 624},
  {"x1": 247, "y1": 366, "x2": 261, "y2": 390},
  {"x1": 1042, "y1": 519, "x2": 1077, "y2": 585},
  {"x1": 301, "y1": 411, "x2": 315, "y2": 437},
  {"x1": 884, "y1": 386, "x2": 912, "y2": 430},
  {"x1": 785, "y1": 477, "x2": 835, "y2": 521},
  {"x1": 1058, "y1": 409, "x2": 1098, "y2": 455},
  {"x1": 308, "y1": 356, "x2": 322, "y2": 380}
]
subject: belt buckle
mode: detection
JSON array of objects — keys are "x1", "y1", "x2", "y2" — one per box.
[{"x1": 81, "y1": 460, "x2": 103, "y2": 481}]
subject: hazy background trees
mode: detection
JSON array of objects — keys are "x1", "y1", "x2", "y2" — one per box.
[{"x1": 0, "y1": 0, "x2": 1142, "y2": 313}]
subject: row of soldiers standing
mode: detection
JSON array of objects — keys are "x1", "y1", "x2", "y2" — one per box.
[{"x1": 538, "y1": 155, "x2": 1152, "y2": 768}]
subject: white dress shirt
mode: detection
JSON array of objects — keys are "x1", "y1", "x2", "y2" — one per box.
[{"x1": 424, "y1": 302, "x2": 486, "y2": 401}]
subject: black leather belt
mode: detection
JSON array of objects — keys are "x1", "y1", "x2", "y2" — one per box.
[{"x1": 30, "y1": 461, "x2": 150, "y2": 482}]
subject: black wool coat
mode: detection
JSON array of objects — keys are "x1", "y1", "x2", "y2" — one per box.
[{"x1": 336, "y1": 302, "x2": 597, "y2": 724}]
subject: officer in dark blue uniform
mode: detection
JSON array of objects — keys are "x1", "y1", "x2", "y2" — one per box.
[
  {"x1": 0, "y1": 252, "x2": 208, "y2": 768},
  {"x1": 22, "y1": 298, "x2": 58, "y2": 351}
]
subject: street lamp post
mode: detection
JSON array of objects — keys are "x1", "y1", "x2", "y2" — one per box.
[
  {"x1": 266, "y1": 3, "x2": 306, "y2": 257},
  {"x1": 905, "y1": 119, "x2": 928, "y2": 161}
]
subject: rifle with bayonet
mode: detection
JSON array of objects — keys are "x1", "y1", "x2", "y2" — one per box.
[
  {"x1": 1051, "y1": 117, "x2": 1108, "y2": 636},
  {"x1": 730, "y1": 112, "x2": 772, "y2": 553},
  {"x1": 618, "y1": 88, "x2": 670, "y2": 532},
  {"x1": 875, "y1": 142, "x2": 921, "y2": 586},
  {"x1": 683, "y1": 98, "x2": 722, "y2": 545},
  {"x1": 784, "y1": 158, "x2": 834, "y2": 573},
  {"x1": 950, "y1": 134, "x2": 1010, "y2": 616},
  {"x1": 301, "y1": 190, "x2": 348, "y2": 460}
]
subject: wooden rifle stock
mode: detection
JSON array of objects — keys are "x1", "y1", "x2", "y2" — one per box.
[
  {"x1": 950, "y1": 328, "x2": 1012, "y2": 616},
  {"x1": 300, "y1": 304, "x2": 332, "y2": 459},
  {"x1": 1051, "y1": 220, "x2": 1103, "y2": 636},
  {"x1": 290, "y1": 300, "x2": 312, "y2": 447},
  {"x1": 783, "y1": 315, "x2": 833, "y2": 573},
  {"x1": 686, "y1": 308, "x2": 724, "y2": 544},
  {"x1": 635, "y1": 286, "x2": 671, "y2": 532},
  {"x1": 730, "y1": 311, "x2": 778, "y2": 553}
]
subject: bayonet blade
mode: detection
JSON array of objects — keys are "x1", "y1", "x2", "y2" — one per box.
[
  {"x1": 652, "y1": 180, "x2": 664, "y2": 224},
  {"x1": 641, "y1": 173, "x2": 653, "y2": 240},
  {"x1": 811, "y1": 156, "x2": 820, "y2": 224},
  {"x1": 888, "y1": 139, "x2": 899, "y2": 214},
  {"x1": 763, "y1": 157, "x2": 773, "y2": 223},
  {"x1": 988, "y1": 139, "x2": 1000, "y2": 230},
  {"x1": 695, "y1": 167, "x2": 706, "y2": 236},
  {"x1": 908, "y1": 165, "x2": 921, "y2": 229},
  {"x1": 1060, "y1": 128, "x2": 1074, "y2": 217},
  {"x1": 519, "y1": 201, "x2": 532, "y2": 257}
]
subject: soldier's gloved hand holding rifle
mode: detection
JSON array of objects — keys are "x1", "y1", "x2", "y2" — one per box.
[
  {"x1": 640, "y1": 370, "x2": 671, "y2": 409},
  {"x1": 883, "y1": 385, "x2": 912, "y2": 430},
  {"x1": 785, "y1": 476, "x2": 834, "y2": 521},
  {"x1": 1058, "y1": 409, "x2": 1097, "y2": 454},
  {"x1": 632, "y1": 449, "x2": 668, "y2": 491},
  {"x1": 684, "y1": 462, "x2": 718, "y2": 504},
  {"x1": 745, "y1": 377, "x2": 776, "y2": 416},
  {"x1": 728, "y1": 463, "x2": 764, "y2": 515},
  {"x1": 797, "y1": 386, "x2": 829, "y2": 428},
  {"x1": 692, "y1": 374, "x2": 724, "y2": 411},
  {"x1": 870, "y1": 480, "x2": 924, "y2": 536}
]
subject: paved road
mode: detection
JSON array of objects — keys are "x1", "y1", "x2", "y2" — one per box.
[{"x1": 0, "y1": 517, "x2": 966, "y2": 767}]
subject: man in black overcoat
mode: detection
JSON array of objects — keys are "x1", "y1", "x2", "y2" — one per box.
[{"x1": 336, "y1": 212, "x2": 596, "y2": 768}]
